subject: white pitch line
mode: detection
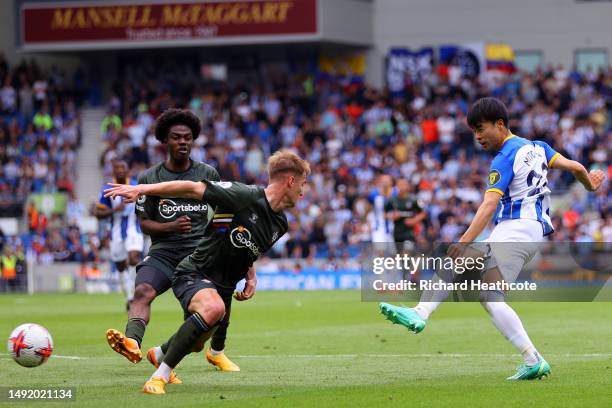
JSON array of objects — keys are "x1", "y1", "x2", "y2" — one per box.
[
  {"x1": 51, "y1": 355, "x2": 87, "y2": 360},
  {"x1": 233, "y1": 353, "x2": 612, "y2": 358},
  {"x1": 2, "y1": 353, "x2": 611, "y2": 361},
  {"x1": 0, "y1": 353, "x2": 88, "y2": 360}
]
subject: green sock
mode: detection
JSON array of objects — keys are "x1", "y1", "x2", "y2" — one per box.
[
  {"x1": 125, "y1": 318, "x2": 146, "y2": 347},
  {"x1": 163, "y1": 313, "x2": 211, "y2": 368}
]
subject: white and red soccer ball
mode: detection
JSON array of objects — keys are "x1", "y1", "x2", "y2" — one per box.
[{"x1": 7, "y1": 323, "x2": 54, "y2": 367}]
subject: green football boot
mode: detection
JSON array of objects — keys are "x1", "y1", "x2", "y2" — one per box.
[
  {"x1": 506, "y1": 357, "x2": 551, "y2": 380},
  {"x1": 379, "y1": 303, "x2": 427, "y2": 333}
]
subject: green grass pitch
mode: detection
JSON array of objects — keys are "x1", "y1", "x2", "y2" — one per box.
[{"x1": 1, "y1": 291, "x2": 611, "y2": 407}]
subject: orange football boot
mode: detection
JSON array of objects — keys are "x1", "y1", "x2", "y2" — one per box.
[{"x1": 105, "y1": 329, "x2": 142, "y2": 363}]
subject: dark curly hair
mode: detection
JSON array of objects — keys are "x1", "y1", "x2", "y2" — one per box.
[{"x1": 154, "y1": 108, "x2": 202, "y2": 143}]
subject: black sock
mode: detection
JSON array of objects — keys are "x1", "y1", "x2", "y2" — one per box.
[
  {"x1": 163, "y1": 313, "x2": 211, "y2": 368},
  {"x1": 210, "y1": 320, "x2": 228, "y2": 351},
  {"x1": 160, "y1": 334, "x2": 175, "y2": 355},
  {"x1": 125, "y1": 318, "x2": 147, "y2": 347},
  {"x1": 211, "y1": 299, "x2": 231, "y2": 351}
]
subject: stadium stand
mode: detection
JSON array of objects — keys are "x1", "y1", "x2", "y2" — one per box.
[
  {"x1": 1, "y1": 53, "x2": 610, "y2": 279},
  {"x1": 0, "y1": 54, "x2": 92, "y2": 275},
  {"x1": 97, "y1": 58, "x2": 611, "y2": 269}
]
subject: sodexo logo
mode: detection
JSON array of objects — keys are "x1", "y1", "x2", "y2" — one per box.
[
  {"x1": 230, "y1": 225, "x2": 261, "y2": 257},
  {"x1": 158, "y1": 199, "x2": 208, "y2": 219}
]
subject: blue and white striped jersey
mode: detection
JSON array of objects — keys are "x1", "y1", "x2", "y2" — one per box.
[
  {"x1": 368, "y1": 188, "x2": 396, "y2": 240},
  {"x1": 485, "y1": 135, "x2": 560, "y2": 236},
  {"x1": 97, "y1": 178, "x2": 141, "y2": 242}
]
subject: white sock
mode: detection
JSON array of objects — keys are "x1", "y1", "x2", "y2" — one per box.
[
  {"x1": 210, "y1": 348, "x2": 223, "y2": 356},
  {"x1": 153, "y1": 346, "x2": 164, "y2": 363},
  {"x1": 482, "y1": 301, "x2": 539, "y2": 365},
  {"x1": 122, "y1": 266, "x2": 135, "y2": 301},
  {"x1": 118, "y1": 270, "x2": 129, "y2": 298},
  {"x1": 413, "y1": 278, "x2": 451, "y2": 319},
  {"x1": 151, "y1": 362, "x2": 172, "y2": 382},
  {"x1": 413, "y1": 302, "x2": 441, "y2": 320}
]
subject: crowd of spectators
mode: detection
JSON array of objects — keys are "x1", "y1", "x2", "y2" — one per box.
[
  {"x1": 0, "y1": 53, "x2": 93, "y2": 269},
  {"x1": 100, "y1": 57, "x2": 611, "y2": 264},
  {"x1": 0, "y1": 53, "x2": 607, "y2": 291},
  {"x1": 2, "y1": 52, "x2": 610, "y2": 273}
]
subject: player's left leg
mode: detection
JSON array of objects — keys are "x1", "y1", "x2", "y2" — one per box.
[
  {"x1": 106, "y1": 236, "x2": 143, "y2": 362},
  {"x1": 144, "y1": 281, "x2": 226, "y2": 394},
  {"x1": 125, "y1": 264, "x2": 169, "y2": 345},
  {"x1": 480, "y1": 245, "x2": 550, "y2": 380},
  {"x1": 480, "y1": 286, "x2": 550, "y2": 380},
  {"x1": 153, "y1": 288, "x2": 241, "y2": 372},
  {"x1": 106, "y1": 264, "x2": 172, "y2": 364},
  {"x1": 105, "y1": 262, "x2": 143, "y2": 364},
  {"x1": 207, "y1": 292, "x2": 240, "y2": 371},
  {"x1": 380, "y1": 256, "x2": 456, "y2": 332}
]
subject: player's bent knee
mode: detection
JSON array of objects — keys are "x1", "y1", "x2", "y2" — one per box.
[
  {"x1": 189, "y1": 299, "x2": 225, "y2": 325},
  {"x1": 205, "y1": 301, "x2": 226, "y2": 324},
  {"x1": 133, "y1": 283, "x2": 156, "y2": 303}
]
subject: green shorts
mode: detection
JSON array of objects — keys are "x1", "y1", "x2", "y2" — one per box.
[
  {"x1": 137, "y1": 246, "x2": 195, "y2": 280},
  {"x1": 172, "y1": 273, "x2": 234, "y2": 316}
]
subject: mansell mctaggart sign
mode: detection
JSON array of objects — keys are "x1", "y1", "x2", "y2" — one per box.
[{"x1": 21, "y1": 0, "x2": 317, "y2": 49}]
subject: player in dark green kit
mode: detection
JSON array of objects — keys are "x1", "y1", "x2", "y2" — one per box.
[
  {"x1": 104, "y1": 150, "x2": 310, "y2": 394},
  {"x1": 105, "y1": 109, "x2": 244, "y2": 379},
  {"x1": 385, "y1": 179, "x2": 426, "y2": 251}
]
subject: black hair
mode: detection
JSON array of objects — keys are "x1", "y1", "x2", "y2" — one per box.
[
  {"x1": 111, "y1": 157, "x2": 128, "y2": 165},
  {"x1": 154, "y1": 108, "x2": 201, "y2": 143},
  {"x1": 466, "y1": 97, "x2": 509, "y2": 129}
]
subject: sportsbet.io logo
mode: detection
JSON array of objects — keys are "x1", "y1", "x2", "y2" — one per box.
[
  {"x1": 158, "y1": 199, "x2": 208, "y2": 219},
  {"x1": 135, "y1": 195, "x2": 146, "y2": 211},
  {"x1": 230, "y1": 225, "x2": 261, "y2": 257}
]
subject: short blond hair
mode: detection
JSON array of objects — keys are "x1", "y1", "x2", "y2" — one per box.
[{"x1": 267, "y1": 150, "x2": 311, "y2": 180}]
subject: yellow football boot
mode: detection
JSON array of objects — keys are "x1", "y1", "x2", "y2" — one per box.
[
  {"x1": 142, "y1": 377, "x2": 166, "y2": 395},
  {"x1": 206, "y1": 348, "x2": 240, "y2": 372}
]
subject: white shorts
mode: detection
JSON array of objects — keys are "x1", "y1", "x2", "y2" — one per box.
[
  {"x1": 483, "y1": 219, "x2": 544, "y2": 283},
  {"x1": 372, "y1": 231, "x2": 394, "y2": 243},
  {"x1": 110, "y1": 233, "x2": 144, "y2": 263}
]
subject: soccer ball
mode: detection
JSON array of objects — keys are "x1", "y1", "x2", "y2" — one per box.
[{"x1": 7, "y1": 323, "x2": 54, "y2": 367}]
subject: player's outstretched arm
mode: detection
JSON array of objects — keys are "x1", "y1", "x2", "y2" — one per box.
[
  {"x1": 104, "y1": 180, "x2": 206, "y2": 203},
  {"x1": 458, "y1": 191, "x2": 500, "y2": 243},
  {"x1": 550, "y1": 155, "x2": 605, "y2": 192}
]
